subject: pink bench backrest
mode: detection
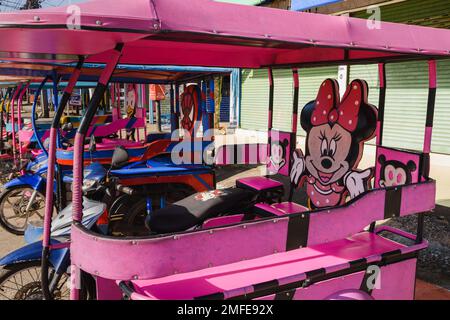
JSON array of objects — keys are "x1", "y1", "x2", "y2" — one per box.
[
  {"x1": 267, "y1": 129, "x2": 295, "y2": 177},
  {"x1": 374, "y1": 146, "x2": 424, "y2": 188}
]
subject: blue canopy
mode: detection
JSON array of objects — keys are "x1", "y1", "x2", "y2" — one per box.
[
  {"x1": 291, "y1": 0, "x2": 342, "y2": 11},
  {"x1": 0, "y1": 61, "x2": 234, "y2": 85}
]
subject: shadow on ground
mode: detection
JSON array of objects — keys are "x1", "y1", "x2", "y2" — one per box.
[{"x1": 386, "y1": 204, "x2": 450, "y2": 290}]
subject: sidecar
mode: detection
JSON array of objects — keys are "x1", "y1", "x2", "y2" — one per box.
[{"x1": 0, "y1": 0, "x2": 447, "y2": 300}]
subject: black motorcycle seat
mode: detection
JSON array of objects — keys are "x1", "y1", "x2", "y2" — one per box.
[{"x1": 146, "y1": 187, "x2": 255, "y2": 234}]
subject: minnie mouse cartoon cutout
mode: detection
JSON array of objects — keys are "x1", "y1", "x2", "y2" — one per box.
[{"x1": 290, "y1": 79, "x2": 378, "y2": 209}]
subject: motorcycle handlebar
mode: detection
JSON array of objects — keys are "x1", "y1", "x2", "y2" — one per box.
[{"x1": 116, "y1": 184, "x2": 135, "y2": 196}]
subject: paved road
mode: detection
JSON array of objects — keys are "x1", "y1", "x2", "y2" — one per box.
[{"x1": 0, "y1": 227, "x2": 24, "y2": 258}]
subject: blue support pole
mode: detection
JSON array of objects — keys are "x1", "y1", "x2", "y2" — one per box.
[
  {"x1": 46, "y1": 89, "x2": 51, "y2": 106},
  {"x1": 207, "y1": 78, "x2": 215, "y2": 132},
  {"x1": 201, "y1": 81, "x2": 208, "y2": 136},
  {"x1": 149, "y1": 100, "x2": 154, "y2": 124},
  {"x1": 230, "y1": 68, "x2": 241, "y2": 128}
]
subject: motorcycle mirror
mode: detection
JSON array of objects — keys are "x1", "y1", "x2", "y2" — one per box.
[{"x1": 111, "y1": 146, "x2": 129, "y2": 168}]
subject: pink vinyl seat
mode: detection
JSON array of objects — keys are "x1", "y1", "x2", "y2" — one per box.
[
  {"x1": 199, "y1": 202, "x2": 307, "y2": 230},
  {"x1": 254, "y1": 202, "x2": 308, "y2": 216},
  {"x1": 236, "y1": 176, "x2": 283, "y2": 192},
  {"x1": 236, "y1": 177, "x2": 284, "y2": 203},
  {"x1": 127, "y1": 231, "x2": 405, "y2": 300}
]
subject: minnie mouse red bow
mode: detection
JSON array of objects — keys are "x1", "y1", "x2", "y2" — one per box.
[{"x1": 311, "y1": 79, "x2": 368, "y2": 132}]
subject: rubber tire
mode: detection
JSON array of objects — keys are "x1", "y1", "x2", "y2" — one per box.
[
  {"x1": 110, "y1": 184, "x2": 196, "y2": 236},
  {"x1": 0, "y1": 261, "x2": 66, "y2": 300},
  {"x1": 0, "y1": 186, "x2": 47, "y2": 235},
  {"x1": 0, "y1": 261, "x2": 95, "y2": 300}
]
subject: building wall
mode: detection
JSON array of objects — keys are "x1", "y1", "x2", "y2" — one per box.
[
  {"x1": 350, "y1": 0, "x2": 450, "y2": 28},
  {"x1": 263, "y1": 0, "x2": 291, "y2": 9},
  {"x1": 349, "y1": 0, "x2": 450, "y2": 153},
  {"x1": 239, "y1": 0, "x2": 450, "y2": 154},
  {"x1": 312, "y1": 0, "x2": 389, "y2": 14},
  {"x1": 240, "y1": 66, "x2": 338, "y2": 134}
]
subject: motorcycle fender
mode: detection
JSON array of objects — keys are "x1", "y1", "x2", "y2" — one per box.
[
  {"x1": 0, "y1": 240, "x2": 69, "y2": 273},
  {"x1": 3, "y1": 174, "x2": 45, "y2": 193}
]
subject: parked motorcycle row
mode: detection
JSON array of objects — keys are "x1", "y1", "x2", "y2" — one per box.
[{"x1": 0, "y1": 68, "x2": 221, "y2": 299}]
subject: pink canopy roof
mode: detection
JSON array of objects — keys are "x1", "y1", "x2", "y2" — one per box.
[{"x1": 0, "y1": 0, "x2": 449, "y2": 68}]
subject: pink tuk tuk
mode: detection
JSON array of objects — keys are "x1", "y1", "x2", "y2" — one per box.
[{"x1": 0, "y1": 0, "x2": 448, "y2": 300}]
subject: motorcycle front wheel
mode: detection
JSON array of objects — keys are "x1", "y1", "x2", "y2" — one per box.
[
  {"x1": 0, "y1": 261, "x2": 96, "y2": 300},
  {"x1": 0, "y1": 261, "x2": 69, "y2": 300},
  {"x1": 0, "y1": 186, "x2": 47, "y2": 235}
]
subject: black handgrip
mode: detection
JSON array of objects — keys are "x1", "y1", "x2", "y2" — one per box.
[{"x1": 116, "y1": 184, "x2": 135, "y2": 195}]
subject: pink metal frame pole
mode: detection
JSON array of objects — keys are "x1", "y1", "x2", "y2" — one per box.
[
  {"x1": 142, "y1": 84, "x2": 148, "y2": 138},
  {"x1": 116, "y1": 83, "x2": 122, "y2": 139},
  {"x1": 10, "y1": 83, "x2": 22, "y2": 166},
  {"x1": 72, "y1": 48, "x2": 122, "y2": 222},
  {"x1": 376, "y1": 63, "x2": 386, "y2": 147},
  {"x1": 42, "y1": 66, "x2": 83, "y2": 249},
  {"x1": 139, "y1": 84, "x2": 147, "y2": 140},
  {"x1": 70, "y1": 44, "x2": 123, "y2": 300},
  {"x1": 17, "y1": 82, "x2": 30, "y2": 163},
  {"x1": 267, "y1": 68, "x2": 274, "y2": 131},
  {"x1": 423, "y1": 60, "x2": 437, "y2": 155},
  {"x1": 40, "y1": 59, "x2": 84, "y2": 301},
  {"x1": 134, "y1": 84, "x2": 140, "y2": 142},
  {"x1": 291, "y1": 68, "x2": 299, "y2": 134},
  {"x1": 288, "y1": 68, "x2": 300, "y2": 202}
]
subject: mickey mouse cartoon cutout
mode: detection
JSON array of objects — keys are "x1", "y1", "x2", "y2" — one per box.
[
  {"x1": 290, "y1": 79, "x2": 378, "y2": 209},
  {"x1": 269, "y1": 138, "x2": 289, "y2": 174},
  {"x1": 377, "y1": 155, "x2": 417, "y2": 187}
]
